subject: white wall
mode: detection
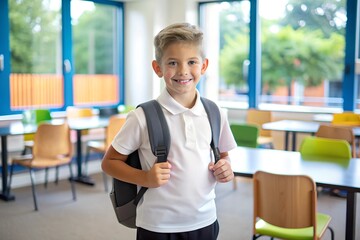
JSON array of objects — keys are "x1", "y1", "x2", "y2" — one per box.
[{"x1": 123, "y1": 0, "x2": 199, "y2": 106}]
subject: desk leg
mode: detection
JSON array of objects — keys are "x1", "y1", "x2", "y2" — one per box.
[
  {"x1": 70, "y1": 130, "x2": 95, "y2": 186},
  {"x1": 285, "y1": 132, "x2": 289, "y2": 151},
  {"x1": 0, "y1": 136, "x2": 15, "y2": 201},
  {"x1": 345, "y1": 191, "x2": 356, "y2": 240},
  {"x1": 291, "y1": 132, "x2": 297, "y2": 151}
]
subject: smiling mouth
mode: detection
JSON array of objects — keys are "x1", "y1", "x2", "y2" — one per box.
[{"x1": 173, "y1": 79, "x2": 192, "y2": 84}]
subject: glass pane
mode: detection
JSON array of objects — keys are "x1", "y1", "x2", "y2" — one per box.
[
  {"x1": 71, "y1": 0, "x2": 120, "y2": 106},
  {"x1": 260, "y1": 0, "x2": 346, "y2": 109},
  {"x1": 199, "y1": 1, "x2": 250, "y2": 106},
  {"x1": 9, "y1": 0, "x2": 63, "y2": 109}
]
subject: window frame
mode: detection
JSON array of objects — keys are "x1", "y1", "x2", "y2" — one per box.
[{"x1": 0, "y1": 0, "x2": 124, "y2": 116}]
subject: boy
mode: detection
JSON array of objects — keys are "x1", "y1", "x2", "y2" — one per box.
[{"x1": 101, "y1": 23, "x2": 237, "y2": 240}]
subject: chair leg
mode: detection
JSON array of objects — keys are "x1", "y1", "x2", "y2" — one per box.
[
  {"x1": 44, "y1": 168, "x2": 48, "y2": 188},
  {"x1": 29, "y1": 169, "x2": 39, "y2": 211},
  {"x1": 68, "y1": 163, "x2": 76, "y2": 201},
  {"x1": 328, "y1": 226, "x2": 334, "y2": 240},
  {"x1": 55, "y1": 166, "x2": 59, "y2": 185},
  {"x1": 7, "y1": 164, "x2": 15, "y2": 195}
]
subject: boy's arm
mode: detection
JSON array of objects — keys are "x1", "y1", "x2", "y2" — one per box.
[
  {"x1": 101, "y1": 145, "x2": 171, "y2": 188},
  {"x1": 208, "y1": 152, "x2": 234, "y2": 183}
]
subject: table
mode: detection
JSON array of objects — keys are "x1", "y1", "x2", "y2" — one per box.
[
  {"x1": 230, "y1": 146, "x2": 360, "y2": 240},
  {"x1": 65, "y1": 117, "x2": 109, "y2": 185},
  {"x1": 262, "y1": 120, "x2": 360, "y2": 151},
  {"x1": 0, "y1": 117, "x2": 109, "y2": 201}
]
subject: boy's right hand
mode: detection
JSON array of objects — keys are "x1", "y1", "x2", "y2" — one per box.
[{"x1": 145, "y1": 161, "x2": 171, "y2": 188}]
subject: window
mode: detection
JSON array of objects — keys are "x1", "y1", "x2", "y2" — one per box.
[
  {"x1": 199, "y1": 0, "x2": 355, "y2": 111},
  {"x1": 71, "y1": 0, "x2": 121, "y2": 106},
  {"x1": 199, "y1": 1, "x2": 250, "y2": 108},
  {"x1": 9, "y1": 0, "x2": 63, "y2": 110}
]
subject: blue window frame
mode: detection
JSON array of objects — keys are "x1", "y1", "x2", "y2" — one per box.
[{"x1": 0, "y1": 0, "x2": 124, "y2": 116}]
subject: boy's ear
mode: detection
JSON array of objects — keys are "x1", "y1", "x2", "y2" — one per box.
[
  {"x1": 152, "y1": 60, "x2": 163, "y2": 77},
  {"x1": 201, "y1": 58, "x2": 209, "y2": 74}
]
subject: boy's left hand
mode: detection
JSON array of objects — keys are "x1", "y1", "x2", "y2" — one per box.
[{"x1": 209, "y1": 159, "x2": 234, "y2": 183}]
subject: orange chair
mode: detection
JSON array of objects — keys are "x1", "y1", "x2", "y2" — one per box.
[
  {"x1": 8, "y1": 122, "x2": 76, "y2": 211},
  {"x1": 85, "y1": 115, "x2": 126, "y2": 191},
  {"x1": 66, "y1": 106, "x2": 94, "y2": 142},
  {"x1": 246, "y1": 109, "x2": 274, "y2": 148},
  {"x1": 316, "y1": 124, "x2": 356, "y2": 158}
]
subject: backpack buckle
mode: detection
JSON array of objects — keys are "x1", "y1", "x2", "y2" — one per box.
[{"x1": 155, "y1": 146, "x2": 167, "y2": 157}]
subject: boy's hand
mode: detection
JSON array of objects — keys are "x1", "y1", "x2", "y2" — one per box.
[
  {"x1": 209, "y1": 159, "x2": 234, "y2": 183},
  {"x1": 145, "y1": 162, "x2": 171, "y2": 188}
]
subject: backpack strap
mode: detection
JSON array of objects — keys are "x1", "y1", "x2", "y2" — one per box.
[
  {"x1": 201, "y1": 97, "x2": 221, "y2": 163},
  {"x1": 133, "y1": 100, "x2": 170, "y2": 205}
]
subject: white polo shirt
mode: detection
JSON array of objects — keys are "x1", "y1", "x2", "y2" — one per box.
[{"x1": 112, "y1": 89, "x2": 237, "y2": 233}]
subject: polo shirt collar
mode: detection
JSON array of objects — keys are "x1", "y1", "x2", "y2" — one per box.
[{"x1": 157, "y1": 88, "x2": 204, "y2": 116}]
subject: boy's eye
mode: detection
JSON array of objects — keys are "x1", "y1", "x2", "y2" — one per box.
[
  {"x1": 189, "y1": 60, "x2": 197, "y2": 65},
  {"x1": 168, "y1": 61, "x2": 177, "y2": 66}
]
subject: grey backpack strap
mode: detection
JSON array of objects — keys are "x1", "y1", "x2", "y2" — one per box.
[
  {"x1": 201, "y1": 97, "x2": 221, "y2": 163},
  {"x1": 141, "y1": 100, "x2": 171, "y2": 163},
  {"x1": 133, "y1": 100, "x2": 170, "y2": 205}
]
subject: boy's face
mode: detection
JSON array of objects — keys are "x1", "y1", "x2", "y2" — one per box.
[{"x1": 152, "y1": 42, "x2": 208, "y2": 99}]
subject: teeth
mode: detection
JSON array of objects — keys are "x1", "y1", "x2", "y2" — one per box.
[{"x1": 176, "y1": 79, "x2": 191, "y2": 83}]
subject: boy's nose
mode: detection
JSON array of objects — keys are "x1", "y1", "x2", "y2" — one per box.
[{"x1": 178, "y1": 64, "x2": 188, "y2": 75}]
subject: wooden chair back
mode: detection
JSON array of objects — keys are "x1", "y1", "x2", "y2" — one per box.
[
  {"x1": 66, "y1": 106, "x2": 93, "y2": 118},
  {"x1": 253, "y1": 171, "x2": 317, "y2": 233},
  {"x1": 33, "y1": 123, "x2": 72, "y2": 160},
  {"x1": 316, "y1": 124, "x2": 356, "y2": 157},
  {"x1": 105, "y1": 115, "x2": 126, "y2": 148},
  {"x1": 246, "y1": 109, "x2": 272, "y2": 137}
]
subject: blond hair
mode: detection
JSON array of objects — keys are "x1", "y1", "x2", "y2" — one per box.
[{"x1": 154, "y1": 23, "x2": 204, "y2": 63}]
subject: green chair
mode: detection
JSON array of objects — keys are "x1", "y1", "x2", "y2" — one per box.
[
  {"x1": 22, "y1": 109, "x2": 52, "y2": 154},
  {"x1": 118, "y1": 105, "x2": 135, "y2": 114},
  {"x1": 253, "y1": 170, "x2": 334, "y2": 240},
  {"x1": 230, "y1": 123, "x2": 259, "y2": 189},
  {"x1": 230, "y1": 123, "x2": 259, "y2": 148},
  {"x1": 300, "y1": 136, "x2": 351, "y2": 198},
  {"x1": 299, "y1": 136, "x2": 351, "y2": 161}
]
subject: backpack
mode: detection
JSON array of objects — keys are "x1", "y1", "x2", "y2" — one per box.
[{"x1": 109, "y1": 97, "x2": 221, "y2": 228}]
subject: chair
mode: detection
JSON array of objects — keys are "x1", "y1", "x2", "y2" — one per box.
[
  {"x1": 246, "y1": 109, "x2": 274, "y2": 148},
  {"x1": 230, "y1": 123, "x2": 259, "y2": 148},
  {"x1": 8, "y1": 122, "x2": 76, "y2": 211},
  {"x1": 85, "y1": 115, "x2": 126, "y2": 191},
  {"x1": 118, "y1": 105, "x2": 135, "y2": 114},
  {"x1": 253, "y1": 171, "x2": 334, "y2": 240},
  {"x1": 315, "y1": 124, "x2": 356, "y2": 158},
  {"x1": 66, "y1": 106, "x2": 93, "y2": 118},
  {"x1": 308, "y1": 132, "x2": 353, "y2": 198},
  {"x1": 332, "y1": 112, "x2": 360, "y2": 126},
  {"x1": 22, "y1": 109, "x2": 52, "y2": 154},
  {"x1": 66, "y1": 106, "x2": 94, "y2": 142},
  {"x1": 299, "y1": 136, "x2": 352, "y2": 160},
  {"x1": 230, "y1": 123, "x2": 259, "y2": 189},
  {"x1": 98, "y1": 106, "x2": 119, "y2": 117}
]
